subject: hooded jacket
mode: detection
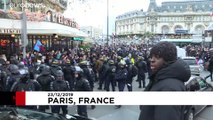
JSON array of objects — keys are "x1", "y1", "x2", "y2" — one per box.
[{"x1": 139, "y1": 59, "x2": 191, "y2": 120}]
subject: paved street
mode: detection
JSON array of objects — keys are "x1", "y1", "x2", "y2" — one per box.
[{"x1": 64, "y1": 71, "x2": 213, "y2": 120}]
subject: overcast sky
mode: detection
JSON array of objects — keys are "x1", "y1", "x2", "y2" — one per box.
[{"x1": 63, "y1": 0, "x2": 176, "y2": 34}]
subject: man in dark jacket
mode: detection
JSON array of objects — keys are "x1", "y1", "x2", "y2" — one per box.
[
  {"x1": 105, "y1": 60, "x2": 116, "y2": 91},
  {"x1": 74, "y1": 66, "x2": 91, "y2": 118},
  {"x1": 139, "y1": 42, "x2": 191, "y2": 120},
  {"x1": 205, "y1": 56, "x2": 213, "y2": 81},
  {"x1": 135, "y1": 56, "x2": 147, "y2": 88},
  {"x1": 50, "y1": 70, "x2": 70, "y2": 115}
]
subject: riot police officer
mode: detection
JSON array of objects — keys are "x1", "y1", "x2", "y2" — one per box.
[
  {"x1": 126, "y1": 59, "x2": 138, "y2": 91},
  {"x1": 79, "y1": 61, "x2": 96, "y2": 109},
  {"x1": 10, "y1": 70, "x2": 40, "y2": 110},
  {"x1": 105, "y1": 60, "x2": 116, "y2": 91},
  {"x1": 36, "y1": 65, "x2": 55, "y2": 112},
  {"x1": 6, "y1": 64, "x2": 21, "y2": 91},
  {"x1": 135, "y1": 56, "x2": 147, "y2": 88},
  {"x1": 98, "y1": 58, "x2": 109, "y2": 90},
  {"x1": 115, "y1": 61, "x2": 128, "y2": 92},
  {"x1": 0, "y1": 63, "x2": 7, "y2": 91},
  {"x1": 37, "y1": 65, "x2": 55, "y2": 91},
  {"x1": 10, "y1": 70, "x2": 39, "y2": 92},
  {"x1": 62, "y1": 62, "x2": 75, "y2": 91},
  {"x1": 73, "y1": 66, "x2": 91, "y2": 118},
  {"x1": 50, "y1": 70, "x2": 70, "y2": 115},
  {"x1": 79, "y1": 61, "x2": 95, "y2": 91}
]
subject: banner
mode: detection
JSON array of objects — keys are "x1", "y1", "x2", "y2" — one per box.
[
  {"x1": 1, "y1": 92, "x2": 213, "y2": 106},
  {"x1": 33, "y1": 40, "x2": 43, "y2": 52}
]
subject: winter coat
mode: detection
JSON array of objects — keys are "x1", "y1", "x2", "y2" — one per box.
[{"x1": 139, "y1": 59, "x2": 191, "y2": 120}]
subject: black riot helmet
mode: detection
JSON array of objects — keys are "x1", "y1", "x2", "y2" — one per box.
[
  {"x1": 18, "y1": 62, "x2": 25, "y2": 69},
  {"x1": 55, "y1": 70, "x2": 64, "y2": 80},
  {"x1": 74, "y1": 66, "x2": 84, "y2": 79},
  {"x1": 41, "y1": 65, "x2": 51, "y2": 75},
  {"x1": 8, "y1": 64, "x2": 20, "y2": 74},
  {"x1": 38, "y1": 64, "x2": 46, "y2": 74},
  {"x1": 20, "y1": 70, "x2": 30, "y2": 82}
]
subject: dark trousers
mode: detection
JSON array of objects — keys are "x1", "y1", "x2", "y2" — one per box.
[
  {"x1": 98, "y1": 77, "x2": 105, "y2": 89},
  {"x1": 118, "y1": 81, "x2": 125, "y2": 91},
  {"x1": 77, "y1": 105, "x2": 88, "y2": 117},
  {"x1": 138, "y1": 79, "x2": 146, "y2": 88},
  {"x1": 51, "y1": 105, "x2": 68, "y2": 115},
  {"x1": 39, "y1": 105, "x2": 49, "y2": 112},
  {"x1": 138, "y1": 75, "x2": 146, "y2": 88},
  {"x1": 105, "y1": 79, "x2": 115, "y2": 91}
]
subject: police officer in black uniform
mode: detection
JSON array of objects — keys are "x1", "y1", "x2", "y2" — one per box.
[
  {"x1": 11, "y1": 70, "x2": 40, "y2": 110},
  {"x1": 105, "y1": 60, "x2": 116, "y2": 91},
  {"x1": 73, "y1": 66, "x2": 91, "y2": 118},
  {"x1": 0, "y1": 63, "x2": 7, "y2": 91},
  {"x1": 135, "y1": 56, "x2": 147, "y2": 88},
  {"x1": 37, "y1": 65, "x2": 55, "y2": 91},
  {"x1": 98, "y1": 58, "x2": 109, "y2": 90},
  {"x1": 6, "y1": 64, "x2": 21, "y2": 91},
  {"x1": 126, "y1": 59, "x2": 138, "y2": 91},
  {"x1": 115, "y1": 61, "x2": 128, "y2": 92},
  {"x1": 62, "y1": 61, "x2": 75, "y2": 91},
  {"x1": 79, "y1": 61, "x2": 94, "y2": 91},
  {"x1": 50, "y1": 70, "x2": 70, "y2": 115},
  {"x1": 36, "y1": 65, "x2": 55, "y2": 112}
]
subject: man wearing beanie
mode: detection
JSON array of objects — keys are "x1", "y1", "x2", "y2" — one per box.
[{"x1": 139, "y1": 42, "x2": 191, "y2": 120}]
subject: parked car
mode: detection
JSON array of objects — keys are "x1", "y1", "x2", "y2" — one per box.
[
  {"x1": 0, "y1": 107, "x2": 95, "y2": 120},
  {"x1": 182, "y1": 57, "x2": 203, "y2": 76},
  {"x1": 184, "y1": 76, "x2": 213, "y2": 120}
]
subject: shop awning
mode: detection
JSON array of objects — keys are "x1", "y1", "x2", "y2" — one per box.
[{"x1": 0, "y1": 18, "x2": 88, "y2": 37}]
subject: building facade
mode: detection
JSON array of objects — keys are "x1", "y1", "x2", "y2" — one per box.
[
  {"x1": 115, "y1": 0, "x2": 213, "y2": 43},
  {"x1": 0, "y1": 0, "x2": 87, "y2": 57},
  {"x1": 80, "y1": 26, "x2": 103, "y2": 40}
]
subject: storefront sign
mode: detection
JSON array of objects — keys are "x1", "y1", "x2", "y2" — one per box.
[
  {"x1": 73, "y1": 37, "x2": 84, "y2": 41},
  {"x1": 0, "y1": 29, "x2": 21, "y2": 34}
]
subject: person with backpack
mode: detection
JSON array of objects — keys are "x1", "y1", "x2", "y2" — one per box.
[
  {"x1": 50, "y1": 70, "x2": 70, "y2": 116},
  {"x1": 138, "y1": 42, "x2": 191, "y2": 120}
]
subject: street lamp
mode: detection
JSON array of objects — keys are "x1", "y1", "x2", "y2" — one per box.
[{"x1": 106, "y1": 0, "x2": 109, "y2": 46}]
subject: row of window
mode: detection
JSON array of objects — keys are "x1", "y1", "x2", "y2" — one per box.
[
  {"x1": 116, "y1": 15, "x2": 213, "y2": 26},
  {"x1": 165, "y1": 4, "x2": 212, "y2": 9},
  {"x1": 116, "y1": 26, "x2": 205, "y2": 34}
]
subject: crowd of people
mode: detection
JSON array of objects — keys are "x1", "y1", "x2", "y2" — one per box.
[
  {"x1": 0, "y1": 44, "x2": 150, "y2": 118},
  {"x1": 1, "y1": 42, "x2": 213, "y2": 120}
]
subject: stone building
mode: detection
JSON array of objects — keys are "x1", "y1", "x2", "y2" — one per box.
[{"x1": 115, "y1": 0, "x2": 213, "y2": 43}]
